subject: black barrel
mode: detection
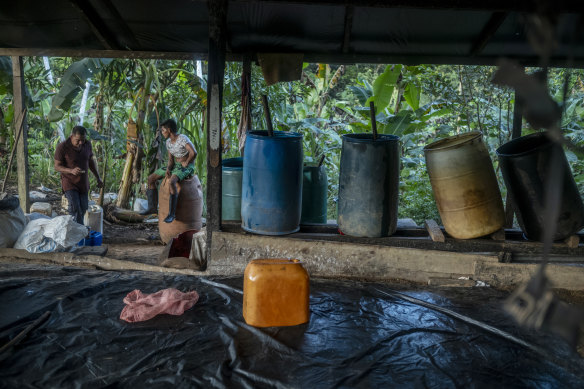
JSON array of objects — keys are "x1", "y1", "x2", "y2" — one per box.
[
  {"x1": 337, "y1": 133, "x2": 400, "y2": 237},
  {"x1": 497, "y1": 132, "x2": 584, "y2": 241},
  {"x1": 301, "y1": 165, "x2": 328, "y2": 224}
]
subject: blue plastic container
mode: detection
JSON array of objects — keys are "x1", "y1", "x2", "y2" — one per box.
[
  {"x1": 82, "y1": 231, "x2": 103, "y2": 246},
  {"x1": 241, "y1": 130, "x2": 303, "y2": 235}
]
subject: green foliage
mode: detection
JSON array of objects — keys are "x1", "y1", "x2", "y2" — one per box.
[
  {"x1": 1, "y1": 56, "x2": 583, "y2": 227},
  {"x1": 0, "y1": 56, "x2": 12, "y2": 94},
  {"x1": 48, "y1": 58, "x2": 113, "y2": 122},
  {"x1": 368, "y1": 64, "x2": 402, "y2": 110}
]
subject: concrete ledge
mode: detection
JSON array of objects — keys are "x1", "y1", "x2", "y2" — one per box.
[
  {"x1": 209, "y1": 232, "x2": 498, "y2": 281},
  {"x1": 209, "y1": 232, "x2": 584, "y2": 290},
  {"x1": 3, "y1": 233, "x2": 583, "y2": 291}
]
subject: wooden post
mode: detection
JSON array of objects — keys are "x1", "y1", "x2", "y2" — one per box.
[
  {"x1": 504, "y1": 80, "x2": 523, "y2": 228},
  {"x1": 11, "y1": 56, "x2": 30, "y2": 213},
  {"x1": 205, "y1": 0, "x2": 227, "y2": 267},
  {"x1": 243, "y1": 53, "x2": 252, "y2": 133}
]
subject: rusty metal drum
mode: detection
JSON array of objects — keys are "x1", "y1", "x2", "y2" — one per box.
[{"x1": 424, "y1": 132, "x2": 505, "y2": 239}]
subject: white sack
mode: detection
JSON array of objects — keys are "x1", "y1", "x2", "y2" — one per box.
[
  {"x1": 133, "y1": 198, "x2": 149, "y2": 213},
  {"x1": 14, "y1": 215, "x2": 89, "y2": 253}
]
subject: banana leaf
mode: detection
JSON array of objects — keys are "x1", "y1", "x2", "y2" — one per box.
[
  {"x1": 48, "y1": 58, "x2": 113, "y2": 122},
  {"x1": 367, "y1": 65, "x2": 402, "y2": 111}
]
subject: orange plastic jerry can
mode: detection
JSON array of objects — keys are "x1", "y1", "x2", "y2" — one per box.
[{"x1": 243, "y1": 258, "x2": 310, "y2": 327}]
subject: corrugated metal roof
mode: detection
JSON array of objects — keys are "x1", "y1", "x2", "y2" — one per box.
[{"x1": 0, "y1": 0, "x2": 582, "y2": 66}]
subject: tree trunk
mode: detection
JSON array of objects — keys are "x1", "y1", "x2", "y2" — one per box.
[{"x1": 116, "y1": 63, "x2": 154, "y2": 208}]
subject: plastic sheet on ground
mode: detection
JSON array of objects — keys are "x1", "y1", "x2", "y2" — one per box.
[{"x1": 0, "y1": 264, "x2": 583, "y2": 388}]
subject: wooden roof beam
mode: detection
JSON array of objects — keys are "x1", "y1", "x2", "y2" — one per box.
[
  {"x1": 342, "y1": 5, "x2": 354, "y2": 54},
  {"x1": 469, "y1": 12, "x2": 508, "y2": 57},
  {"x1": 69, "y1": 0, "x2": 120, "y2": 50},
  {"x1": 228, "y1": 0, "x2": 583, "y2": 14},
  {"x1": 99, "y1": 0, "x2": 141, "y2": 50}
]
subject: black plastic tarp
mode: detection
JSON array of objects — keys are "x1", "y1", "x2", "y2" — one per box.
[{"x1": 1, "y1": 263, "x2": 583, "y2": 388}]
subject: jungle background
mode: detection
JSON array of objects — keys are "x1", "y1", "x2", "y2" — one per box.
[{"x1": 0, "y1": 57, "x2": 583, "y2": 225}]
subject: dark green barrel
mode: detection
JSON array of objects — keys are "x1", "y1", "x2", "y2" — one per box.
[
  {"x1": 497, "y1": 132, "x2": 584, "y2": 241},
  {"x1": 241, "y1": 130, "x2": 304, "y2": 235},
  {"x1": 301, "y1": 165, "x2": 328, "y2": 224},
  {"x1": 337, "y1": 133, "x2": 400, "y2": 237},
  {"x1": 222, "y1": 157, "x2": 243, "y2": 221}
]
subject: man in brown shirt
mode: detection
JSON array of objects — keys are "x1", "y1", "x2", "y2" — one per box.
[{"x1": 54, "y1": 126, "x2": 103, "y2": 224}]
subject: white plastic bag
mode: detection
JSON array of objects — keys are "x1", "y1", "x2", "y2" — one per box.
[
  {"x1": 133, "y1": 198, "x2": 149, "y2": 213},
  {"x1": 0, "y1": 196, "x2": 26, "y2": 248},
  {"x1": 14, "y1": 215, "x2": 89, "y2": 253}
]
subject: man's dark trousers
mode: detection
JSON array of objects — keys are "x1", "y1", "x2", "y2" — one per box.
[{"x1": 65, "y1": 190, "x2": 88, "y2": 225}]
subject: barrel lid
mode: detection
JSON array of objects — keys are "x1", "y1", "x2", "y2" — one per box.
[
  {"x1": 496, "y1": 131, "x2": 554, "y2": 157},
  {"x1": 222, "y1": 157, "x2": 243, "y2": 168},
  {"x1": 424, "y1": 131, "x2": 482, "y2": 152},
  {"x1": 248, "y1": 130, "x2": 302, "y2": 140},
  {"x1": 342, "y1": 133, "x2": 399, "y2": 143}
]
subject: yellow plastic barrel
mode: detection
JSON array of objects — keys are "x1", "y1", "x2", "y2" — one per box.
[
  {"x1": 243, "y1": 259, "x2": 310, "y2": 327},
  {"x1": 423, "y1": 132, "x2": 505, "y2": 239}
]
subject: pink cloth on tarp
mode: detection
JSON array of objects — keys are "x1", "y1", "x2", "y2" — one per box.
[{"x1": 120, "y1": 288, "x2": 199, "y2": 323}]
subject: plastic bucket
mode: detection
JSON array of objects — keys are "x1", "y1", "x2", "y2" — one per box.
[
  {"x1": 222, "y1": 157, "x2": 243, "y2": 221},
  {"x1": 497, "y1": 132, "x2": 584, "y2": 241},
  {"x1": 424, "y1": 132, "x2": 505, "y2": 239},
  {"x1": 301, "y1": 165, "x2": 328, "y2": 224},
  {"x1": 84, "y1": 205, "x2": 103, "y2": 234},
  {"x1": 241, "y1": 131, "x2": 303, "y2": 235},
  {"x1": 337, "y1": 133, "x2": 400, "y2": 237}
]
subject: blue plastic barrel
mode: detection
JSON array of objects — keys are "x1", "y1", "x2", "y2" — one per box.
[
  {"x1": 241, "y1": 130, "x2": 303, "y2": 235},
  {"x1": 337, "y1": 133, "x2": 400, "y2": 237},
  {"x1": 222, "y1": 157, "x2": 243, "y2": 221}
]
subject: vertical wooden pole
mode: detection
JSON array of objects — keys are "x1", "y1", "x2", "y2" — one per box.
[
  {"x1": 206, "y1": 0, "x2": 227, "y2": 265},
  {"x1": 243, "y1": 53, "x2": 252, "y2": 132},
  {"x1": 504, "y1": 82, "x2": 523, "y2": 228},
  {"x1": 11, "y1": 56, "x2": 30, "y2": 213}
]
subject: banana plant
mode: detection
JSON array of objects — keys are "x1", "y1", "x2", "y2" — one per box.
[{"x1": 48, "y1": 58, "x2": 113, "y2": 122}]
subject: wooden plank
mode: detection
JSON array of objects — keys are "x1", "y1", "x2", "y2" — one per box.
[
  {"x1": 11, "y1": 56, "x2": 30, "y2": 213},
  {"x1": 490, "y1": 228, "x2": 506, "y2": 241},
  {"x1": 229, "y1": 0, "x2": 582, "y2": 13},
  {"x1": 0, "y1": 48, "x2": 206, "y2": 60},
  {"x1": 289, "y1": 231, "x2": 584, "y2": 257},
  {"x1": 99, "y1": 0, "x2": 142, "y2": 49},
  {"x1": 242, "y1": 54, "x2": 252, "y2": 132},
  {"x1": 205, "y1": 0, "x2": 228, "y2": 267},
  {"x1": 341, "y1": 5, "x2": 354, "y2": 54},
  {"x1": 69, "y1": 0, "x2": 120, "y2": 50},
  {"x1": 469, "y1": 12, "x2": 507, "y2": 56},
  {"x1": 1, "y1": 48, "x2": 582, "y2": 69},
  {"x1": 424, "y1": 219, "x2": 445, "y2": 242}
]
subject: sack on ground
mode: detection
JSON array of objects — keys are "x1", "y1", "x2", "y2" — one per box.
[
  {"x1": 0, "y1": 195, "x2": 26, "y2": 248},
  {"x1": 14, "y1": 215, "x2": 89, "y2": 253}
]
